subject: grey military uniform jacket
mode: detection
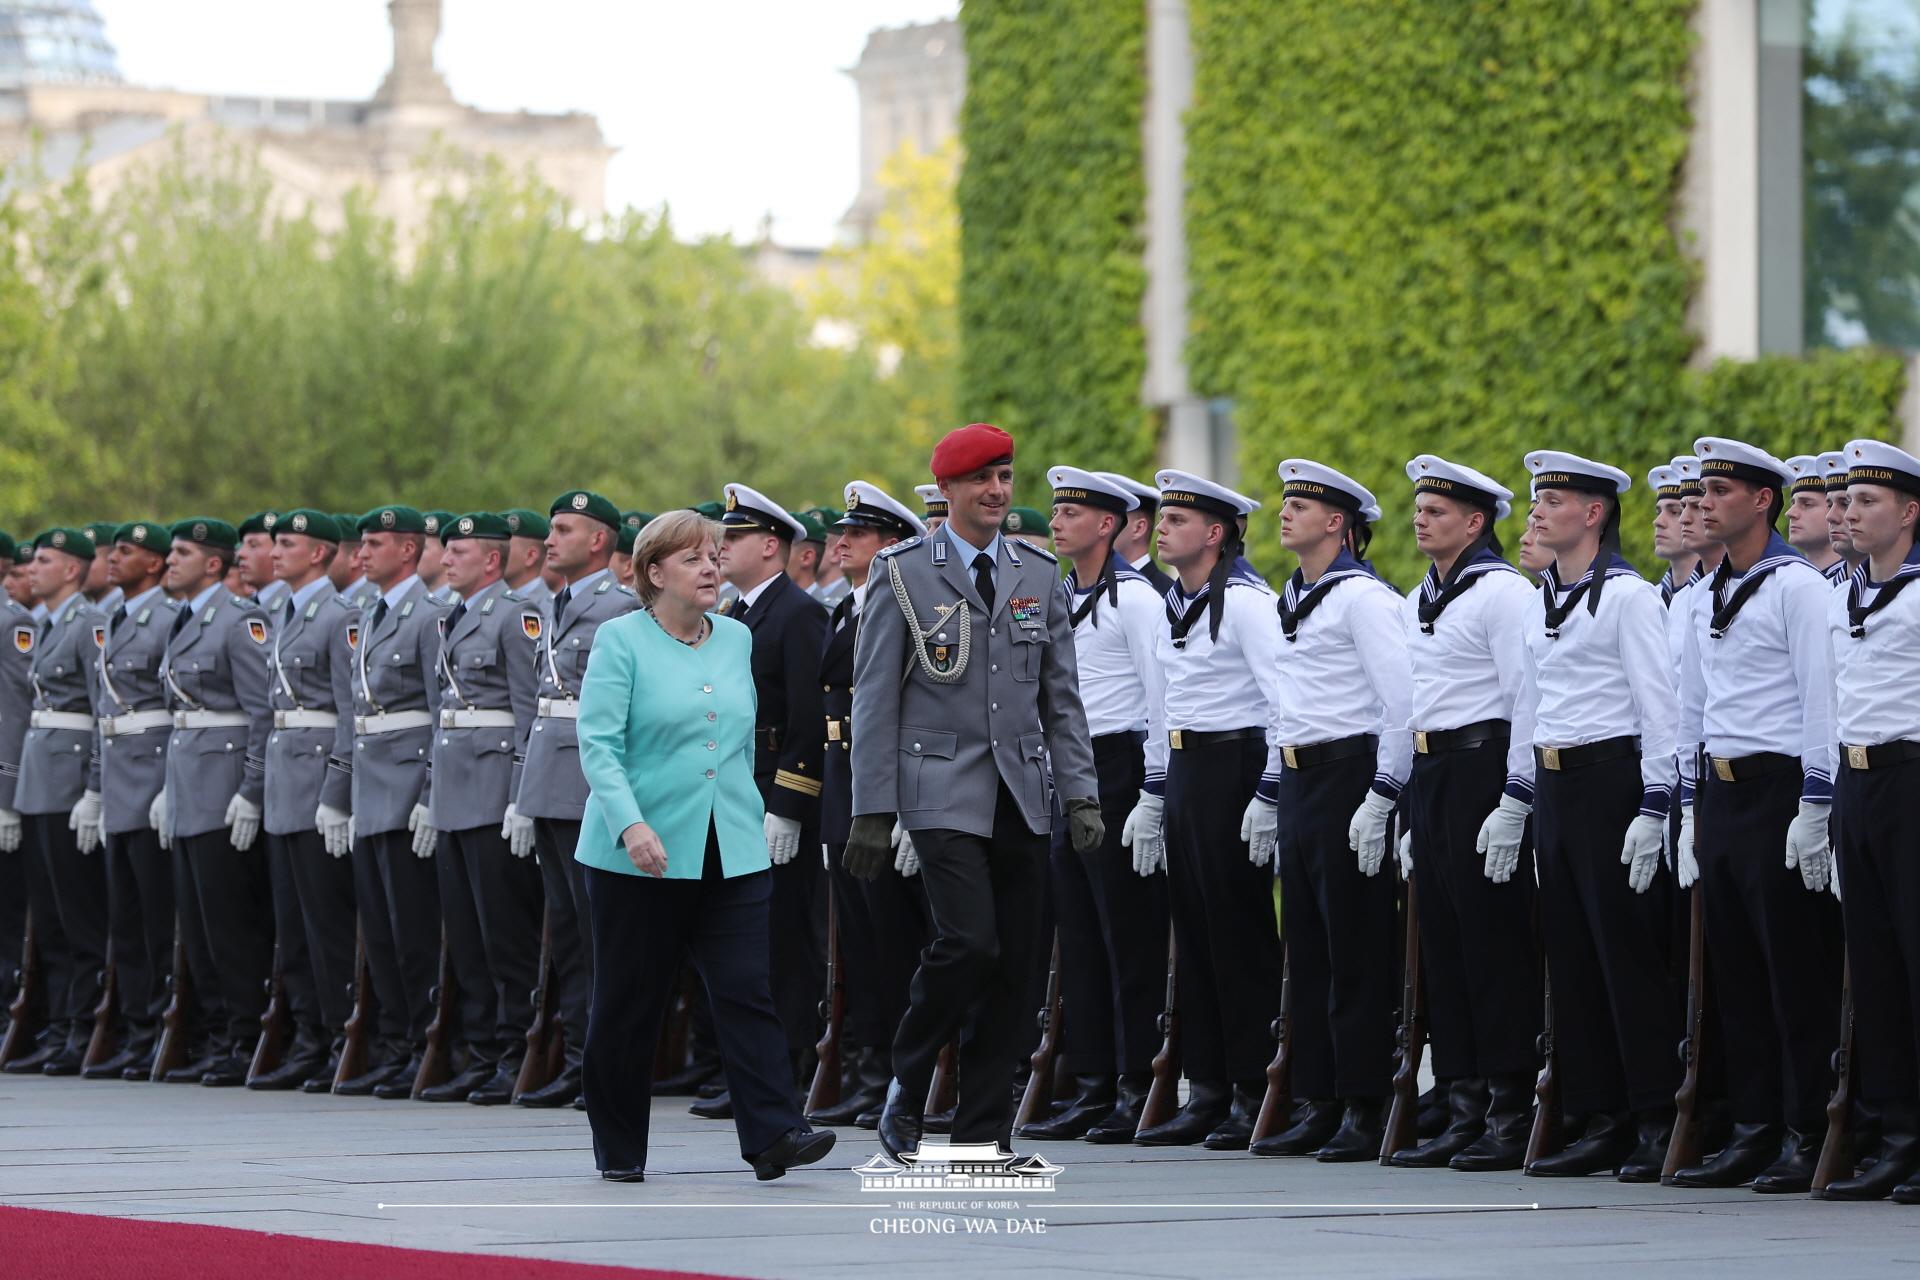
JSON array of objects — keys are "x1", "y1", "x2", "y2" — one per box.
[
  {"x1": 160, "y1": 587, "x2": 273, "y2": 841},
  {"x1": 92, "y1": 590, "x2": 179, "y2": 833},
  {"x1": 513, "y1": 572, "x2": 638, "y2": 822},
  {"x1": 0, "y1": 599, "x2": 35, "y2": 812},
  {"x1": 428, "y1": 579, "x2": 539, "y2": 832},
  {"x1": 851, "y1": 532, "x2": 1097, "y2": 838},
  {"x1": 15, "y1": 593, "x2": 106, "y2": 816},
  {"x1": 325, "y1": 579, "x2": 449, "y2": 837},
  {"x1": 264, "y1": 584, "x2": 359, "y2": 836}
]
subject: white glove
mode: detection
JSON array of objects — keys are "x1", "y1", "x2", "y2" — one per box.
[
  {"x1": 69, "y1": 790, "x2": 103, "y2": 854},
  {"x1": 764, "y1": 812, "x2": 801, "y2": 865},
  {"x1": 1785, "y1": 801, "x2": 1831, "y2": 892},
  {"x1": 224, "y1": 793, "x2": 261, "y2": 851},
  {"x1": 1395, "y1": 828, "x2": 1412, "y2": 880},
  {"x1": 502, "y1": 803, "x2": 536, "y2": 859},
  {"x1": 408, "y1": 802, "x2": 436, "y2": 858},
  {"x1": 1621, "y1": 813, "x2": 1665, "y2": 893},
  {"x1": 0, "y1": 807, "x2": 19, "y2": 852},
  {"x1": 1675, "y1": 806, "x2": 1698, "y2": 889},
  {"x1": 149, "y1": 788, "x2": 170, "y2": 850},
  {"x1": 316, "y1": 804, "x2": 352, "y2": 859},
  {"x1": 1348, "y1": 789, "x2": 1396, "y2": 877},
  {"x1": 891, "y1": 820, "x2": 919, "y2": 877},
  {"x1": 1120, "y1": 790, "x2": 1166, "y2": 876},
  {"x1": 1475, "y1": 794, "x2": 1529, "y2": 884},
  {"x1": 1240, "y1": 796, "x2": 1278, "y2": 867}
]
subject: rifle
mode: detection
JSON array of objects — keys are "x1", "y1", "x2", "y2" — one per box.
[
  {"x1": 926, "y1": 1038, "x2": 958, "y2": 1116},
  {"x1": 1015, "y1": 933, "x2": 1064, "y2": 1131},
  {"x1": 82, "y1": 959, "x2": 119, "y2": 1071},
  {"x1": 653, "y1": 965, "x2": 696, "y2": 1081},
  {"x1": 1252, "y1": 943, "x2": 1293, "y2": 1144},
  {"x1": 1525, "y1": 956, "x2": 1562, "y2": 1164},
  {"x1": 1662, "y1": 887, "x2": 1708, "y2": 1181},
  {"x1": 515, "y1": 909, "x2": 561, "y2": 1099},
  {"x1": 0, "y1": 908, "x2": 40, "y2": 1066},
  {"x1": 150, "y1": 921, "x2": 192, "y2": 1081},
  {"x1": 1381, "y1": 872, "x2": 1426, "y2": 1163},
  {"x1": 1139, "y1": 928, "x2": 1181, "y2": 1132},
  {"x1": 412, "y1": 930, "x2": 456, "y2": 1097},
  {"x1": 806, "y1": 890, "x2": 845, "y2": 1114},
  {"x1": 247, "y1": 943, "x2": 290, "y2": 1083},
  {"x1": 1813, "y1": 956, "x2": 1857, "y2": 1192},
  {"x1": 334, "y1": 924, "x2": 372, "y2": 1087}
]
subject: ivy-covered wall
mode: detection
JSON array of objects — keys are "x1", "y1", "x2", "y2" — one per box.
[{"x1": 956, "y1": 0, "x2": 1154, "y2": 480}]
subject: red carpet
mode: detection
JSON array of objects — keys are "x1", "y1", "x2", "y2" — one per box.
[{"x1": 0, "y1": 1205, "x2": 739, "y2": 1280}]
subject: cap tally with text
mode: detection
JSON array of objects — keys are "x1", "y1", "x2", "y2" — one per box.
[
  {"x1": 913, "y1": 484, "x2": 948, "y2": 519},
  {"x1": 1094, "y1": 471, "x2": 1160, "y2": 513},
  {"x1": 1525, "y1": 451, "x2": 1631, "y2": 497},
  {"x1": 550, "y1": 489, "x2": 622, "y2": 531},
  {"x1": 1155, "y1": 469, "x2": 1259, "y2": 520},
  {"x1": 356, "y1": 505, "x2": 426, "y2": 537},
  {"x1": 929, "y1": 422, "x2": 1014, "y2": 480},
  {"x1": 114, "y1": 520, "x2": 170, "y2": 551},
  {"x1": 721, "y1": 483, "x2": 808, "y2": 543},
  {"x1": 502, "y1": 508, "x2": 550, "y2": 540},
  {"x1": 1669, "y1": 456, "x2": 1703, "y2": 499},
  {"x1": 277, "y1": 509, "x2": 341, "y2": 543},
  {"x1": 1048, "y1": 466, "x2": 1138, "y2": 515},
  {"x1": 36, "y1": 526, "x2": 96, "y2": 561},
  {"x1": 1784, "y1": 456, "x2": 1827, "y2": 497},
  {"x1": 1279, "y1": 458, "x2": 1382, "y2": 523},
  {"x1": 1405, "y1": 455, "x2": 1511, "y2": 518},
  {"x1": 442, "y1": 511, "x2": 512, "y2": 543},
  {"x1": 170, "y1": 517, "x2": 238, "y2": 552},
  {"x1": 1819, "y1": 450, "x2": 1851, "y2": 493},
  {"x1": 838, "y1": 482, "x2": 925, "y2": 540},
  {"x1": 1693, "y1": 437, "x2": 1790, "y2": 490},
  {"x1": 1647, "y1": 464, "x2": 1684, "y2": 500},
  {"x1": 1844, "y1": 438, "x2": 1920, "y2": 498}
]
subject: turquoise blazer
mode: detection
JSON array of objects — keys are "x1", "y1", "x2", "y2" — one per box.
[{"x1": 573, "y1": 611, "x2": 770, "y2": 879}]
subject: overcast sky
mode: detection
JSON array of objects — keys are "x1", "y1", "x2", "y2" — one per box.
[{"x1": 92, "y1": 0, "x2": 956, "y2": 246}]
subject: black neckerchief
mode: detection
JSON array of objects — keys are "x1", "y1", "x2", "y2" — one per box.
[
  {"x1": 1846, "y1": 543, "x2": 1920, "y2": 638},
  {"x1": 1068, "y1": 550, "x2": 1126, "y2": 628},
  {"x1": 1165, "y1": 557, "x2": 1261, "y2": 648},
  {"x1": 1708, "y1": 534, "x2": 1803, "y2": 640},
  {"x1": 1278, "y1": 548, "x2": 1371, "y2": 642},
  {"x1": 1659, "y1": 567, "x2": 1675, "y2": 608},
  {"x1": 1166, "y1": 587, "x2": 1211, "y2": 648},
  {"x1": 1416, "y1": 543, "x2": 1514, "y2": 634},
  {"x1": 1540, "y1": 553, "x2": 1637, "y2": 639}
]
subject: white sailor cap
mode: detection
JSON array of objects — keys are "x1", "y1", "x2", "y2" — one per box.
[
  {"x1": 838, "y1": 481, "x2": 926, "y2": 539},
  {"x1": 1818, "y1": 450, "x2": 1851, "y2": 491},
  {"x1": 1405, "y1": 455, "x2": 1512, "y2": 518},
  {"x1": 1784, "y1": 455, "x2": 1828, "y2": 497},
  {"x1": 1155, "y1": 469, "x2": 1259, "y2": 519},
  {"x1": 1843, "y1": 438, "x2": 1920, "y2": 498},
  {"x1": 1647, "y1": 463, "x2": 1683, "y2": 499},
  {"x1": 1093, "y1": 471, "x2": 1162, "y2": 512},
  {"x1": 1525, "y1": 450, "x2": 1631, "y2": 496},
  {"x1": 913, "y1": 483, "x2": 948, "y2": 518},
  {"x1": 721, "y1": 483, "x2": 809, "y2": 543},
  {"x1": 1693, "y1": 437, "x2": 1790, "y2": 489},
  {"x1": 1278, "y1": 458, "x2": 1382, "y2": 523},
  {"x1": 1048, "y1": 466, "x2": 1138, "y2": 514},
  {"x1": 1669, "y1": 455, "x2": 1704, "y2": 497}
]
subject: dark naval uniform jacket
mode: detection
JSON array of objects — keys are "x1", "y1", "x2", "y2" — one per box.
[{"x1": 728, "y1": 572, "x2": 828, "y2": 822}]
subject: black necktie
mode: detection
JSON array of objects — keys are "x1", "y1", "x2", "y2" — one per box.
[
  {"x1": 448, "y1": 602, "x2": 467, "y2": 633},
  {"x1": 973, "y1": 552, "x2": 995, "y2": 612},
  {"x1": 283, "y1": 600, "x2": 296, "y2": 626},
  {"x1": 109, "y1": 605, "x2": 127, "y2": 634},
  {"x1": 554, "y1": 587, "x2": 572, "y2": 624},
  {"x1": 371, "y1": 599, "x2": 389, "y2": 632},
  {"x1": 832, "y1": 595, "x2": 852, "y2": 631},
  {"x1": 169, "y1": 607, "x2": 191, "y2": 641}
]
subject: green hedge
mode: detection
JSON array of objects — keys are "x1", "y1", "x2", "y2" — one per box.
[
  {"x1": 1684, "y1": 348, "x2": 1908, "y2": 459},
  {"x1": 957, "y1": 0, "x2": 1153, "y2": 480}
]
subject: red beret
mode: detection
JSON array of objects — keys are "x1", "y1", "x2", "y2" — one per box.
[{"x1": 930, "y1": 422, "x2": 1014, "y2": 480}]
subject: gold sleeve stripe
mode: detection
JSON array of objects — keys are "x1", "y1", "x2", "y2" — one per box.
[{"x1": 775, "y1": 769, "x2": 823, "y2": 797}]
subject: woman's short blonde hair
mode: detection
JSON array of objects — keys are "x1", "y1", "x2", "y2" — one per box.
[{"x1": 631, "y1": 508, "x2": 723, "y2": 606}]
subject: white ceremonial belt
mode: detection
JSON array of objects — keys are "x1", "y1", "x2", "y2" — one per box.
[
  {"x1": 173, "y1": 710, "x2": 249, "y2": 730},
  {"x1": 98, "y1": 710, "x2": 174, "y2": 737},
  {"x1": 354, "y1": 710, "x2": 434, "y2": 735},
  {"x1": 29, "y1": 710, "x2": 94, "y2": 732},
  {"x1": 535, "y1": 698, "x2": 579, "y2": 720},
  {"x1": 273, "y1": 710, "x2": 339, "y2": 730},
  {"x1": 440, "y1": 708, "x2": 516, "y2": 729}
]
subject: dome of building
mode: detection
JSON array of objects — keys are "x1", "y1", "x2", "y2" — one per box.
[{"x1": 0, "y1": 2, "x2": 120, "y2": 89}]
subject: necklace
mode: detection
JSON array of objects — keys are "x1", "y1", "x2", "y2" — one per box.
[{"x1": 647, "y1": 607, "x2": 707, "y2": 647}]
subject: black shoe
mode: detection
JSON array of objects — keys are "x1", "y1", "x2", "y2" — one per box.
[
  {"x1": 1822, "y1": 1110, "x2": 1920, "y2": 1201},
  {"x1": 1391, "y1": 1079, "x2": 1488, "y2": 1168},
  {"x1": 40, "y1": 1047, "x2": 84, "y2": 1076},
  {"x1": 1668, "y1": 1121, "x2": 1785, "y2": 1188},
  {"x1": 517, "y1": 1066, "x2": 582, "y2": 1108},
  {"x1": 467, "y1": 1065, "x2": 520, "y2": 1106},
  {"x1": 334, "y1": 1056, "x2": 405, "y2": 1096},
  {"x1": 600, "y1": 1167, "x2": 645, "y2": 1183},
  {"x1": 1203, "y1": 1083, "x2": 1263, "y2": 1151},
  {"x1": 162, "y1": 1052, "x2": 222, "y2": 1084},
  {"x1": 1451, "y1": 1074, "x2": 1533, "y2": 1172},
  {"x1": 690, "y1": 1087, "x2": 734, "y2": 1120},
  {"x1": 1752, "y1": 1128, "x2": 1821, "y2": 1194},
  {"x1": 811, "y1": 1048, "x2": 890, "y2": 1127},
  {"x1": 653, "y1": 1057, "x2": 721, "y2": 1097},
  {"x1": 82, "y1": 1041, "x2": 153, "y2": 1080},
  {"x1": 417, "y1": 1059, "x2": 493, "y2": 1103},
  {"x1": 695, "y1": 1078, "x2": 728, "y2": 1100},
  {"x1": 371, "y1": 1055, "x2": 428, "y2": 1099},
  {"x1": 877, "y1": 1078, "x2": 925, "y2": 1161},
  {"x1": 854, "y1": 1103, "x2": 883, "y2": 1130},
  {"x1": 118, "y1": 1048, "x2": 159, "y2": 1082},
  {"x1": 1084, "y1": 1074, "x2": 1151, "y2": 1145},
  {"x1": 1528, "y1": 1111, "x2": 1633, "y2": 1177},
  {"x1": 1252, "y1": 1098, "x2": 1341, "y2": 1157},
  {"x1": 1020, "y1": 1074, "x2": 1117, "y2": 1142},
  {"x1": 750, "y1": 1126, "x2": 838, "y2": 1181},
  {"x1": 2, "y1": 1042, "x2": 58, "y2": 1074},
  {"x1": 1417, "y1": 1081, "x2": 1450, "y2": 1140},
  {"x1": 1617, "y1": 1109, "x2": 1675, "y2": 1183},
  {"x1": 573, "y1": 1094, "x2": 587, "y2": 1111},
  {"x1": 300, "y1": 1058, "x2": 342, "y2": 1094},
  {"x1": 249, "y1": 1051, "x2": 329, "y2": 1092},
  {"x1": 1135, "y1": 1081, "x2": 1231, "y2": 1147},
  {"x1": 922, "y1": 1104, "x2": 956, "y2": 1135},
  {"x1": 200, "y1": 1055, "x2": 251, "y2": 1086},
  {"x1": 1318, "y1": 1098, "x2": 1387, "y2": 1162}
]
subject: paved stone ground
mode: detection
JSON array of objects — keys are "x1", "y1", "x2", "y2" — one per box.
[{"x1": 4, "y1": 1076, "x2": 1920, "y2": 1277}]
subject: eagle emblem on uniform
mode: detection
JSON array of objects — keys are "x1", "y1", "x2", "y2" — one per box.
[
  {"x1": 263, "y1": 513, "x2": 278, "y2": 531},
  {"x1": 424, "y1": 515, "x2": 440, "y2": 535},
  {"x1": 12, "y1": 625, "x2": 33, "y2": 654},
  {"x1": 345, "y1": 622, "x2": 361, "y2": 650},
  {"x1": 247, "y1": 619, "x2": 268, "y2": 645},
  {"x1": 191, "y1": 522, "x2": 208, "y2": 542},
  {"x1": 380, "y1": 509, "x2": 396, "y2": 530},
  {"x1": 506, "y1": 513, "x2": 521, "y2": 533},
  {"x1": 50, "y1": 531, "x2": 66, "y2": 549},
  {"x1": 132, "y1": 525, "x2": 149, "y2": 544},
  {"x1": 521, "y1": 613, "x2": 543, "y2": 641},
  {"x1": 291, "y1": 514, "x2": 307, "y2": 533},
  {"x1": 91, "y1": 625, "x2": 105, "y2": 650},
  {"x1": 725, "y1": 491, "x2": 738, "y2": 512}
]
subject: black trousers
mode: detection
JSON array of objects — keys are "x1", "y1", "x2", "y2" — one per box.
[
  {"x1": 858, "y1": 845, "x2": 932, "y2": 1042},
  {"x1": 354, "y1": 828, "x2": 440, "y2": 1045},
  {"x1": 826, "y1": 841, "x2": 887, "y2": 1050},
  {"x1": 1534, "y1": 755, "x2": 1679, "y2": 1115},
  {"x1": 1050, "y1": 731, "x2": 1166, "y2": 1077},
  {"x1": 280, "y1": 828, "x2": 358, "y2": 1035},
  {"x1": 170, "y1": 840, "x2": 220, "y2": 1052},
  {"x1": 1838, "y1": 758, "x2": 1920, "y2": 1106},
  {"x1": 178, "y1": 829, "x2": 272, "y2": 1054},
  {"x1": 447, "y1": 823, "x2": 543, "y2": 1067},
  {"x1": 1165, "y1": 736, "x2": 1282, "y2": 1085},
  {"x1": 534, "y1": 817, "x2": 591, "y2": 1069},
  {"x1": 1406, "y1": 744, "x2": 1538, "y2": 1081},
  {"x1": 433, "y1": 827, "x2": 494, "y2": 1061},
  {"x1": 768, "y1": 825, "x2": 826, "y2": 1057},
  {"x1": 262, "y1": 829, "x2": 321, "y2": 1037},
  {"x1": 0, "y1": 827, "x2": 25, "y2": 994},
  {"x1": 892, "y1": 782, "x2": 1049, "y2": 1148},
  {"x1": 1699, "y1": 771, "x2": 1842, "y2": 1132},
  {"x1": 28, "y1": 813, "x2": 103, "y2": 1051},
  {"x1": 582, "y1": 836, "x2": 799, "y2": 1171},
  {"x1": 104, "y1": 827, "x2": 173, "y2": 1041}
]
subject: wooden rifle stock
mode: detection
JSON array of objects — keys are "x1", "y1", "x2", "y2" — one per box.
[
  {"x1": 1015, "y1": 933, "x2": 1064, "y2": 1131},
  {"x1": 515, "y1": 909, "x2": 561, "y2": 1099},
  {"x1": 150, "y1": 920, "x2": 191, "y2": 1081},
  {"x1": 1, "y1": 907, "x2": 40, "y2": 1066},
  {"x1": 1252, "y1": 943, "x2": 1293, "y2": 1144},
  {"x1": 806, "y1": 889, "x2": 846, "y2": 1114},
  {"x1": 1526, "y1": 956, "x2": 1562, "y2": 1165},
  {"x1": 654, "y1": 965, "x2": 696, "y2": 1081},
  {"x1": 412, "y1": 930, "x2": 456, "y2": 1097},
  {"x1": 248, "y1": 942, "x2": 290, "y2": 1082},
  {"x1": 334, "y1": 924, "x2": 372, "y2": 1087},
  {"x1": 1813, "y1": 955, "x2": 1857, "y2": 1192},
  {"x1": 926, "y1": 1039, "x2": 958, "y2": 1116},
  {"x1": 82, "y1": 958, "x2": 118, "y2": 1071},
  {"x1": 1662, "y1": 886, "x2": 1708, "y2": 1182},
  {"x1": 1381, "y1": 872, "x2": 1426, "y2": 1163},
  {"x1": 1140, "y1": 928, "x2": 1181, "y2": 1133}
]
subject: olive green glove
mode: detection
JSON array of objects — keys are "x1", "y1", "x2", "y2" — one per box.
[
  {"x1": 1066, "y1": 797, "x2": 1105, "y2": 855},
  {"x1": 845, "y1": 813, "x2": 895, "y2": 881}
]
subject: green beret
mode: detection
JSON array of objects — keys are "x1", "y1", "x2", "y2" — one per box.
[
  {"x1": 691, "y1": 500, "x2": 725, "y2": 520},
  {"x1": 82, "y1": 521, "x2": 119, "y2": 548},
  {"x1": 0, "y1": 529, "x2": 14, "y2": 562},
  {"x1": 356, "y1": 505, "x2": 426, "y2": 536},
  {"x1": 622, "y1": 509, "x2": 654, "y2": 531},
  {"x1": 36, "y1": 527, "x2": 96, "y2": 560},
  {"x1": 1001, "y1": 507, "x2": 1050, "y2": 536},
  {"x1": 170, "y1": 517, "x2": 238, "y2": 552},
  {"x1": 422, "y1": 510, "x2": 455, "y2": 539},
  {"x1": 617, "y1": 523, "x2": 638, "y2": 554},
  {"x1": 788, "y1": 509, "x2": 828, "y2": 545},
  {"x1": 502, "y1": 508, "x2": 550, "y2": 540},
  {"x1": 806, "y1": 505, "x2": 844, "y2": 530},
  {"x1": 277, "y1": 509, "x2": 341, "y2": 543},
  {"x1": 11, "y1": 537, "x2": 29, "y2": 565},
  {"x1": 334, "y1": 513, "x2": 366, "y2": 540},
  {"x1": 442, "y1": 511, "x2": 512, "y2": 543},
  {"x1": 237, "y1": 510, "x2": 281, "y2": 539},
  {"x1": 549, "y1": 489, "x2": 622, "y2": 530},
  {"x1": 114, "y1": 520, "x2": 171, "y2": 552}
]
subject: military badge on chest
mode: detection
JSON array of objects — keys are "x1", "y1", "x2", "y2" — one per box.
[{"x1": 1009, "y1": 595, "x2": 1042, "y2": 627}]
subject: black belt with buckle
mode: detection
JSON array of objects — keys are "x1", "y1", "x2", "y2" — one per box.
[
  {"x1": 1534, "y1": 735, "x2": 1638, "y2": 772},
  {"x1": 1413, "y1": 719, "x2": 1511, "y2": 755},
  {"x1": 1281, "y1": 732, "x2": 1377, "y2": 771},
  {"x1": 1707, "y1": 751, "x2": 1798, "y2": 784},
  {"x1": 1841, "y1": 739, "x2": 1920, "y2": 771},
  {"x1": 1168, "y1": 727, "x2": 1264, "y2": 751},
  {"x1": 824, "y1": 717, "x2": 852, "y2": 751}
]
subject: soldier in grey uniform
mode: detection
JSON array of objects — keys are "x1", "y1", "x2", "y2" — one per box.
[
  {"x1": 154, "y1": 518, "x2": 274, "y2": 1087},
  {"x1": 509, "y1": 491, "x2": 636, "y2": 1108},
  {"x1": 329, "y1": 514, "x2": 379, "y2": 608},
  {"x1": 847, "y1": 423, "x2": 1103, "y2": 1157},
  {"x1": 237, "y1": 512, "x2": 291, "y2": 617},
  {"x1": 323, "y1": 505, "x2": 451, "y2": 1098},
  {"x1": 419, "y1": 512, "x2": 457, "y2": 604},
  {"x1": 84, "y1": 520, "x2": 178, "y2": 1080},
  {"x1": 82, "y1": 522, "x2": 124, "y2": 615},
  {"x1": 0, "y1": 531, "x2": 30, "y2": 1020},
  {"x1": 503, "y1": 509, "x2": 555, "y2": 620}
]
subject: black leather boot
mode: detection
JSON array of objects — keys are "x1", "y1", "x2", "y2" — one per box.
[
  {"x1": 1317, "y1": 1098, "x2": 1387, "y2": 1162},
  {"x1": 1202, "y1": 1082, "x2": 1264, "y2": 1151},
  {"x1": 418, "y1": 1058, "x2": 494, "y2": 1103},
  {"x1": 1451, "y1": 1074, "x2": 1534, "y2": 1172},
  {"x1": 161, "y1": 1050, "x2": 223, "y2": 1084},
  {"x1": 82, "y1": 1039, "x2": 154, "y2": 1081},
  {"x1": 1391, "y1": 1078, "x2": 1487, "y2": 1168},
  {"x1": 371, "y1": 1053, "x2": 428, "y2": 1099},
  {"x1": 1527, "y1": 1110, "x2": 1633, "y2": 1177},
  {"x1": 1616, "y1": 1108, "x2": 1675, "y2": 1183},
  {"x1": 922, "y1": 1103, "x2": 956, "y2": 1134},
  {"x1": 1251, "y1": 1098, "x2": 1341, "y2": 1157},
  {"x1": 517, "y1": 1065, "x2": 583, "y2": 1108},
  {"x1": 1021, "y1": 1074, "x2": 1118, "y2": 1141},
  {"x1": 1134, "y1": 1080, "x2": 1230, "y2": 1147},
  {"x1": 466, "y1": 1062, "x2": 522, "y2": 1106},
  {"x1": 333, "y1": 1051, "x2": 406, "y2": 1096},
  {"x1": 811, "y1": 1048, "x2": 890, "y2": 1127},
  {"x1": 1417, "y1": 1081, "x2": 1449, "y2": 1140},
  {"x1": 299, "y1": 1055, "x2": 342, "y2": 1094},
  {"x1": 1822, "y1": 1105, "x2": 1920, "y2": 1200},
  {"x1": 689, "y1": 1088, "x2": 735, "y2": 1120},
  {"x1": 877, "y1": 1078, "x2": 924, "y2": 1161},
  {"x1": 248, "y1": 1028, "x2": 329, "y2": 1091},
  {"x1": 1668, "y1": 1121, "x2": 1786, "y2": 1188},
  {"x1": 653, "y1": 1052, "x2": 721, "y2": 1097},
  {"x1": 1, "y1": 1038, "x2": 58, "y2": 1074},
  {"x1": 1084, "y1": 1073, "x2": 1151, "y2": 1145},
  {"x1": 1751, "y1": 1127, "x2": 1821, "y2": 1194}
]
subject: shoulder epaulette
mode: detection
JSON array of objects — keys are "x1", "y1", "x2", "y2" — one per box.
[
  {"x1": 877, "y1": 537, "x2": 922, "y2": 559},
  {"x1": 1020, "y1": 543, "x2": 1058, "y2": 564},
  {"x1": 501, "y1": 589, "x2": 524, "y2": 603},
  {"x1": 613, "y1": 583, "x2": 637, "y2": 597}
]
